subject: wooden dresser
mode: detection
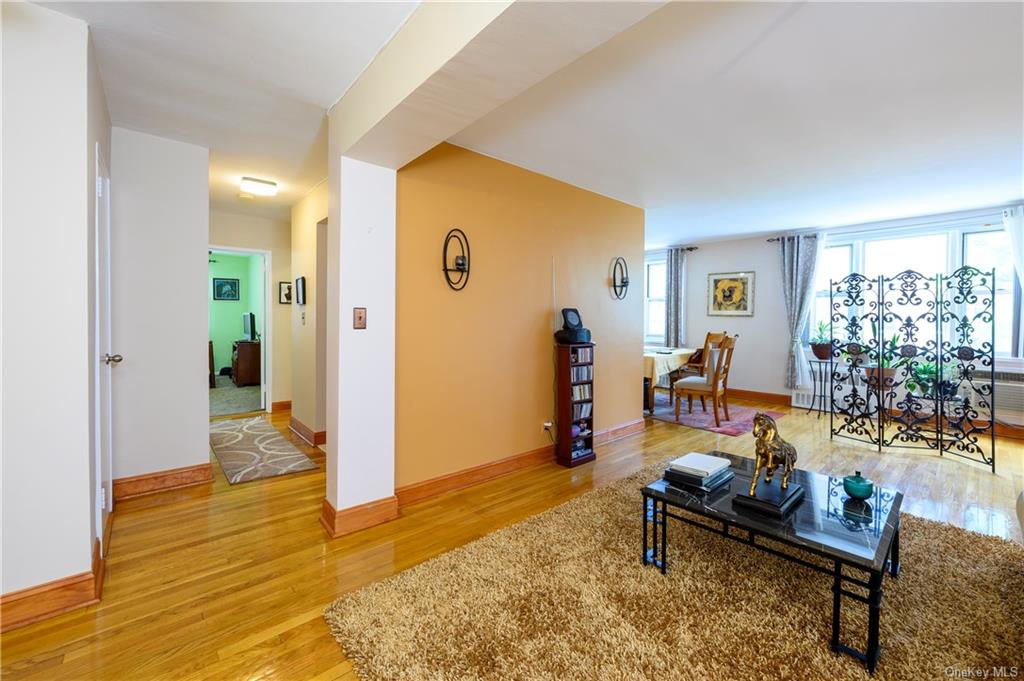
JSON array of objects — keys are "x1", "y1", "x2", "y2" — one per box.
[{"x1": 232, "y1": 341, "x2": 261, "y2": 387}]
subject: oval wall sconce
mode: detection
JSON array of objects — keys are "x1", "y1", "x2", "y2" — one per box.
[
  {"x1": 442, "y1": 228, "x2": 471, "y2": 291},
  {"x1": 611, "y1": 257, "x2": 629, "y2": 300}
]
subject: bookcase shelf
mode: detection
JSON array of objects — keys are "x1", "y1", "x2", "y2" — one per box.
[{"x1": 556, "y1": 342, "x2": 596, "y2": 468}]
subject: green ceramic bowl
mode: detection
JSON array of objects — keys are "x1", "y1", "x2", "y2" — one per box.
[{"x1": 843, "y1": 471, "x2": 874, "y2": 500}]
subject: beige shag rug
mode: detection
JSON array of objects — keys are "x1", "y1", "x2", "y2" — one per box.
[{"x1": 324, "y1": 460, "x2": 1024, "y2": 680}]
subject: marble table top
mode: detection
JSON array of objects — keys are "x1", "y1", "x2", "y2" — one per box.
[{"x1": 643, "y1": 451, "x2": 903, "y2": 572}]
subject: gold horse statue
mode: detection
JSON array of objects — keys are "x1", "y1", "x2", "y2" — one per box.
[{"x1": 749, "y1": 412, "x2": 797, "y2": 496}]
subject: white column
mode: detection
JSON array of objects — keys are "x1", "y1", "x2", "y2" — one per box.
[{"x1": 322, "y1": 156, "x2": 397, "y2": 535}]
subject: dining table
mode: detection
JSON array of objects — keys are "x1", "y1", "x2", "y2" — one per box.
[{"x1": 643, "y1": 347, "x2": 696, "y2": 413}]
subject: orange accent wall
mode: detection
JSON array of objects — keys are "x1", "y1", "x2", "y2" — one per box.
[{"x1": 396, "y1": 143, "x2": 644, "y2": 487}]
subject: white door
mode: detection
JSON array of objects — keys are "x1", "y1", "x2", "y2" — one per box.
[{"x1": 95, "y1": 147, "x2": 115, "y2": 555}]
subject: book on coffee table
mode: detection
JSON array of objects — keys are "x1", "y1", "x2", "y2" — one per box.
[
  {"x1": 667, "y1": 452, "x2": 730, "y2": 478},
  {"x1": 664, "y1": 467, "x2": 734, "y2": 493}
]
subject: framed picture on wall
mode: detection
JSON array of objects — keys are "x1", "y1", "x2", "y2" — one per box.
[
  {"x1": 278, "y1": 281, "x2": 293, "y2": 304},
  {"x1": 212, "y1": 277, "x2": 240, "y2": 301},
  {"x1": 295, "y1": 276, "x2": 307, "y2": 305},
  {"x1": 707, "y1": 271, "x2": 754, "y2": 316}
]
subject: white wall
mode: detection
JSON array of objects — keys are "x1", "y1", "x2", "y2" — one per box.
[
  {"x1": 110, "y1": 127, "x2": 210, "y2": 478},
  {"x1": 326, "y1": 157, "x2": 397, "y2": 509},
  {"x1": 684, "y1": 237, "x2": 791, "y2": 395},
  {"x1": 209, "y1": 210, "x2": 292, "y2": 405},
  {"x1": 1, "y1": 3, "x2": 94, "y2": 592}
]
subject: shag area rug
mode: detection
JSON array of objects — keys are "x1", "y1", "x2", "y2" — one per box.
[
  {"x1": 324, "y1": 460, "x2": 1023, "y2": 680},
  {"x1": 649, "y1": 392, "x2": 785, "y2": 436},
  {"x1": 210, "y1": 416, "x2": 317, "y2": 484}
]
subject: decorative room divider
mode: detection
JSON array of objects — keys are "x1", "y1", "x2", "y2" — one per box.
[{"x1": 828, "y1": 267, "x2": 997, "y2": 472}]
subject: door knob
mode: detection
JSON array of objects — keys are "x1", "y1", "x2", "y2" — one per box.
[{"x1": 103, "y1": 353, "x2": 123, "y2": 365}]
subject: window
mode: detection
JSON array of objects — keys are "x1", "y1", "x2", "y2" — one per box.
[
  {"x1": 644, "y1": 257, "x2": 666, "y2": 345},
  {"x1": 963, "y1": 230, "x2": 1020, "y2": 357},
  {"x1": 809, "y1": 219, "x2": 1021, "y2": 359},
  {"x1": 810, "y1": 244, "x2": 852, "y2": 341}
]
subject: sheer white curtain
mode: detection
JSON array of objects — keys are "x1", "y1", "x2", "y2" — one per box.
[{"x1": 1004, "y1": 204, "x2": 1024, "y2": 288}]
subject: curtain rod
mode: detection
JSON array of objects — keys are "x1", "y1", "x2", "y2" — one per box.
[{"x1": 766, "y1": 235, "x2": 818, "y2": 242}]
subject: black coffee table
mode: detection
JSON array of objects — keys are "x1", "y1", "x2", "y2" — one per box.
[{"x1": 642, "y1": 451, "x2": 902, "y2": 673}]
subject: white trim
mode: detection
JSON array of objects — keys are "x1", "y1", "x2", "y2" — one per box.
[{"x1": 208, "y1": 243, "x2": 273, "y2": 412}]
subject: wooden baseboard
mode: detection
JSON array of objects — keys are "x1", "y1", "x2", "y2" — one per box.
[
  {"x1": 289, "y1": 417, "x2": 326, "y2": 446},
  {"x1": 271, "y1": 400, "x2": 292, "y2": 413},
  {"x1": 112, "y1": 463, "x2": 213, "y2": 501},
  {"x1": 1, "y1": 539, "x2": 104, "y2": 632},
  {"x1": 995, "y1": 421, "x2": 1024, "y2": 440},
  {"x1": 396, "y1": 444, "x2": 555, "y2": 508},
  {"x1": 102, "y1": 513, "x2": 113, "y2": 558},
  {"x1": 319, "y1": 496, "x2": 399, "y2": 538},
  {"x1": 725, "y1": 388, "x2": 791, "y2": 406},
  {"x1": 594, "y1": 418, "x2": 647, "y2": 445}
]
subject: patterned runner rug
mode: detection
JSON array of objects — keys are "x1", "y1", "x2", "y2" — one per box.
[{"x1": 210, "y1": 417, "x2": 317, "y2": 484}]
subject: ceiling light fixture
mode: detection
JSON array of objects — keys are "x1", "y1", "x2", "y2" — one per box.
[{"x1": 239, "y1": 177, "x2": 278, "y2": 197}]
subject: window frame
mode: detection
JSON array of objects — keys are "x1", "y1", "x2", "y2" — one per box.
[
  {"x1": 809, "y1": 218, "x2": 1022, "y2": 361},
  {"x1": 644, "y1": 251, "x2": 667, "y2": 346}
]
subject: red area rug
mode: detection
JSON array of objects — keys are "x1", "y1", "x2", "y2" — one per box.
[{"x1": 648, "y1": 392, "x2": 785, "y2": 436}]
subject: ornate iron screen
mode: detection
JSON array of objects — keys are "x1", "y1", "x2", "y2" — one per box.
[{"x1": 829, "y1": 267, "x2": 996, "y2": 472}]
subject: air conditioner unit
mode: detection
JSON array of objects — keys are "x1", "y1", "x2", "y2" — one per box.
[{"x1": 994, "y1": 379, "x2": 1024, "y2": 426}]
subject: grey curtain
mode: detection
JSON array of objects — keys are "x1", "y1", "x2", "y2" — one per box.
[
  {"x1": 665, "y1": 247, "x2": 687, "y2": 347},
  {"x1": 780, "y1": 234, "x2": 819, "y2": 389}
]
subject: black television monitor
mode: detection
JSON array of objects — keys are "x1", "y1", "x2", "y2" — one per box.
[{"x1": 242, "y1": 312, "x2": 256, "y2": 341}]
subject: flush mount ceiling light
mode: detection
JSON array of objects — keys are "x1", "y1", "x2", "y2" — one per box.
[{"x1": 239, "y1": 177, "x2": 278, "y2": 197}]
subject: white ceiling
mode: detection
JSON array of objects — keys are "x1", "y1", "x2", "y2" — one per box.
[
  {"x1": 452, "y1": 2, "x2": 1024, "y2": 247},
  {"x1": 46, "y1": 1, "x2": 418, "y2": 218}
]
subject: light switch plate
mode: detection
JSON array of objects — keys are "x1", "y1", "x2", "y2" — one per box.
[{"x1": 353, "y1": 307, "x2": 367, "y2": 329}]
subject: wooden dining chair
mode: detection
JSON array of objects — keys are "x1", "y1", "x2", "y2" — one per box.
[
  {"x1": 673, "y1": 335, "x2": 737, "y2": 427},
  {"x1": 678, "y1": 331, "x2": 728, "y2": 378}
]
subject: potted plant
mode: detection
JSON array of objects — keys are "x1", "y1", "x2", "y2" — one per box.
[
  {"x1": 864, "y1": 332, "x2": 906, "y2": 389},
  {"x1": 809, "y1": 321, "x2": 832, "y2": 360},
  {"x1": 905, "y1": 361, "x2": 958, "y2": 399}
]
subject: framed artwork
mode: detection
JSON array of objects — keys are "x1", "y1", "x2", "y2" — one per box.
[
  {"x1": 707, "y1": 272, "x2": 754, "y2": 316},
  {"x1": 278, "y1": 281, "x2": 293, "y2": 304},
  {"x1": 295, "y1": 276, "x2": 307, "y2": 305},
  {"x1": 212, "y1": 277, "x2": 240, "y2": 301}
]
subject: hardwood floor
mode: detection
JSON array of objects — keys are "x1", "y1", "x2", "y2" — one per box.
[{"x1": 2, "y1": 402, "x2": 1021, "y2": 680}]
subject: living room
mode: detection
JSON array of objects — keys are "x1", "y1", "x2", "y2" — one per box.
[{"x1": 2, "y1": 2, "x2": 1021, "y2": 679}]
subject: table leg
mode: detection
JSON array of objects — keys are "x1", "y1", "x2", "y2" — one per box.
[
  {"x1": 866, "y1": 571, "x2": 883, "y2": 673},
  {"x1": 888, "y1": 524, "x2": 901, "y2": 578},
  {"x1": 649, "y1": 383, "x2": 656, "y2": 414},
  {"x1": 830, "y1": 561, "x2": 842, "y2": 652},
  {"x1": 642, "y1": 495, "x2": 650, "y2": 565},
  {"x1": 659, "y1": 499, "x2": 667, "y2": 574},
  {"x1": 806, "y1": 362, "x2": 819, "y2": 415}
]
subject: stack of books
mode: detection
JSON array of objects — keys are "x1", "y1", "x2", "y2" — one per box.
[{"x1": 664, "y1": 452, "x2": 733, "y2": 493}]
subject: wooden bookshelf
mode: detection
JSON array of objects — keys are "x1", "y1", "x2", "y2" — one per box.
[{"x1": 556, "y1": 343, "x2": 596, "y2": 467}]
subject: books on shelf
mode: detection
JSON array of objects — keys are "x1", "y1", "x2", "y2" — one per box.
[
  {"x1": 668, "y1": 452, "x2": 730, "y2": 478},
  {"x1": 572, "y1": 402, "x2": 593, "y2": 420},
  {"x1": 572, "y1": 346, "x2": 593, "y2": 364},
  {"x1": 571, "y1": 365, "x2": 593, "y2": 382},
  {"x1": 571, "y1": 383, "x2": 592, "y2": 401}
]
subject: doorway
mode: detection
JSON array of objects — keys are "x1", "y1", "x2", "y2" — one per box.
[{"x1": 208, "y1": 247, "x2": 271, "y2": 417}]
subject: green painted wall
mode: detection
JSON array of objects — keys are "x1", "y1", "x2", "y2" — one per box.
[{"x1": 209, "y1": 252, "x2": 262, "y2": 372}]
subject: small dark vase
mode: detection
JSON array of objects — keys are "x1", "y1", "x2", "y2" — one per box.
[{"x1": 810, "y1": 343, "x2": 831, "y2": 360}]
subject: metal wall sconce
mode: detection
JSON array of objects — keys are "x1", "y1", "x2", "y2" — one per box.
[
  {"x1": 611, "y1": 257, "x2": 629, "y2": 299},
  {"x1": 443, "y1": 228, "x2": 471, "y2": 291}
]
